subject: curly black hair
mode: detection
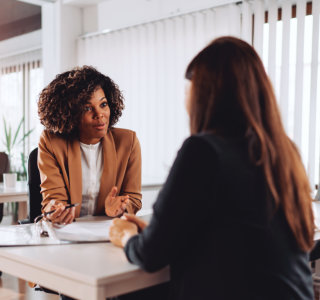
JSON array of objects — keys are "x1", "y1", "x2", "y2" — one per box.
[{"x1": 38, "y1": 66, "x2": 124, "y2": 135}]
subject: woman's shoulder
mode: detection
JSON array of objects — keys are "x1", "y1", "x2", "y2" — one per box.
[
  {"x1": 39, "y1": 130, "x2": 69, "y2": 149},
  {"x1": 182, "y1": 133, "x2": 247, "y2": 161},
  {"x1": 189, "y1": 132, "x2": 245, "y2": 148},
  {"x1": 108, "y1": 128, "x2": 139, "y2": 153},
  {"x1": 109, "y1": 127, "x2": 138, "y2": 143},
  {"x1": 183, "y1": 133, "x2": 224, "y2": 150},
  {"x1": 40, "y1": 129, "x2": 66, "y2": 141}
]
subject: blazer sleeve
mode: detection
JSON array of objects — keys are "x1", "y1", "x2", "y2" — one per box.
[
  {"x1": 38, "y1": 131, "x2": 69, "y2": 211},
  {"x1": 124, "y1": 136, "x2": 216, "y2": 272},
  {"x1": 121, "y1": 131, "x2": 142, "y2": 214}
]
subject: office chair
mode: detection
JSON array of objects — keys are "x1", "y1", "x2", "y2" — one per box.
[
  {"x1": 27, "y1": 148, "x2": 42, "y2": 223},
  {"x1": 19, "y1": 148, "x2": 42, "y2": 224},
  {"x1": 0, "y1": 152, "x2": 10, "y2": 277},
  {"x1": 25, "y1": 148, "x2": 66, "y2": 297},
  {"x1": 0, "y1": 152, "x2": 10, "y2": 224}
]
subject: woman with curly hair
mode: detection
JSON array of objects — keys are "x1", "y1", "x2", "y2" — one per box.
[{"x1": 37, "y1": 66, "x2": 141, "y2": 224}]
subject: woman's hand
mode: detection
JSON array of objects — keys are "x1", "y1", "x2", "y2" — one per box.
[
  {"x1": 109, "y1": 218, "x2": 138, "y2": 247},
  {"x1": 122, "y1": 213, "x2": 148, "y2": 232},
  {"x1": 105, "y1": 186, "x2": 129, "y2": 217},
  {"x1": 44, "y1": 201, "x2": 75, "y2": 224}
]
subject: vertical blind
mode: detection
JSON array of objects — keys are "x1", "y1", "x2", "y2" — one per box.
[
  {"x1": 78, "y1": 4, "x2": 242, "y2": 185},
  {"x1": 78, "y1": 0, "x2": 320, "y2": 190}
]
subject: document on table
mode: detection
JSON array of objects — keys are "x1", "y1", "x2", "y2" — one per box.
[
  {"x1": 0, "y1": 223, "x2": 69, "y2": 246},
  {"x1": 50, "y1": 219, "x2": 112, "y2": 242},
  {"x1": 0, "y1": 217, "x2": 112, "y2": 246}
]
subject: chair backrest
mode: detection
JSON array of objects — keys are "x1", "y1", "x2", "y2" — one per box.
[
  {"x1": 0, "y1": 152, "x2": 10, "y2": 182},
  {"x1": 28, "y1": 148, "x2": 42, "y2": 222}
]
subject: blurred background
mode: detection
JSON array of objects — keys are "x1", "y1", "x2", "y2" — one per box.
[{"x1": 0, "y1": 0, "x2": 319, "y2": 189}]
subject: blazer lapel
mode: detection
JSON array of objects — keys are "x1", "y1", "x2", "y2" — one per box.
[
  {"x1": 68, "y1": 138, "x2": 82, "y2": 217},
  {"x1": 96, "y1": 130, "x2": 117, "y2": 215}
]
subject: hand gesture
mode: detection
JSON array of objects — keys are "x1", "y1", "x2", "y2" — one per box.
[
  {"x1": 109, "y1": 218, "x2": 138, "y2": 247},
  {"x1": 44, "y1": 200, "x2": 75, "y2": 224},
  {"x1": 105, "y1": 186, "x2": 129, "y2": 217}
]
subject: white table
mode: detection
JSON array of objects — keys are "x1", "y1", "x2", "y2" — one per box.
[
  {"x1": 0, "y1": 181, "x2": 28, "y2": 204},
  {"x1": 0, "y1": 243, "x2": 169, "y2": 299},
  {"x1": 0, "y1": 181, "x2": 28, "y2": 221},
  {"x1": 0, "y1": 216, "x2": 170, "y2": 299}
]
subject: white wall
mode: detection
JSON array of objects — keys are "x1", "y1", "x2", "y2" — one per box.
[
  {"x1": 140, "y1": 186, "x2": 161, "y2": 212},
  {"x1": 0, "y1": 30, "x2": 41, "y2": 71},
  {"x1": 42, "y1": 0, "x2": 82, "y2": 85},
  {"x1": 83, "y1": 5, "x2": 98, "y2": 33},
  {"x1": 0, "y1": 30, "x2": 41, "y2": 59}
]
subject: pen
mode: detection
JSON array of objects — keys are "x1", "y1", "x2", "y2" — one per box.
[{"x1": 44, "y1": 203, "x2": 80, "y2": 216}]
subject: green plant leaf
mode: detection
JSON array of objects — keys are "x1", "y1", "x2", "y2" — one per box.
[
  {"x1": 3, "y1": 118, "x2": 10, "y2": 154},
  {"x1": 20, "y1": 152, "x2": 27, "y2": 177},
  {"x1": 2, "y1": 117, "x2": 34, "y2": 172},
  {"x1": 8, "y1": 125, "x2": 12, "y2": 155},
  {"x1": 12, "y1": 117, "x2": 24, "y2": 148},
  {"x1": 17, "y1": 128, "x2": 34, "y2": 145}
]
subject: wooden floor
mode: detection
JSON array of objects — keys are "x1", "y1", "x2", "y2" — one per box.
[{"x1": 0, "y1": 272, "x2": 59, "y2": 300}]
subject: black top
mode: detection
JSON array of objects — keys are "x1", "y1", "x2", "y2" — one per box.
[{"x1": 125, "y1": 134, "x2": 314, "y2": 300}]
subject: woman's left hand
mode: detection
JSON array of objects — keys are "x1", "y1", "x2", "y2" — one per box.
[
  {"x1": 109, "y1": 218, "x2": 138, "y2": 247},
  {"x1": 105, "y1": 186, "x2": 129, "y2": 217}
]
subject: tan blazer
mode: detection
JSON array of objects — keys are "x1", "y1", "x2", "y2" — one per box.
[{"x1": 38, "y1": 128, "x2": 142, "y2": 217}]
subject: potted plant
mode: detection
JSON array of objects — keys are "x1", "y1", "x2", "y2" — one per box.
[
  {"x1": 2, "y1": 116, "x2": 33, "y2": 184},
  {"x1": 2, "y1": 117, "x2": 33, "y2": 221}
]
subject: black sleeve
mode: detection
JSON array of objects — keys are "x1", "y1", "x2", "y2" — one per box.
[{"x1": 124, "y1": 135, "x2": 217, "y2": 272}]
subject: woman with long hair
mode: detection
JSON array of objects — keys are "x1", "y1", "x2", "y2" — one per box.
[{"x1": 109, "y1": 37, "x2": 314, "y2": 300}]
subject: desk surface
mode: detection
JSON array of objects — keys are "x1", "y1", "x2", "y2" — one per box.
[
  {"x1": 0, "y1": 215, "x2": 169, "y2": 299},
  {"x1": 0, "y1": 181, "x2": 28, "y2": 203},
  {"x1": 0, "y1": 243, "x2": 169, "y2": 299}
]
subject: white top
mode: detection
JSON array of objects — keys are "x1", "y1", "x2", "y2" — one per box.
[{"x1": 80, "y1": 141, "x2": 103, "y2": 216}]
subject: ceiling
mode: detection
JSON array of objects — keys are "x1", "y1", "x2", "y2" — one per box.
[
  {"x1": 0, "y1": 0, "x2": 41, "y2": 41},
  {"x1": 0, "y1": 0, "x2": 41, "y2": 26}
]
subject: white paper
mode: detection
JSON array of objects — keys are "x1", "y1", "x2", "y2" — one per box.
[
  {"x1": 0, "y1": 223, "x2": 67, "y2": 246},
  {"x1": 0, "y1": 217, "x2": 112, "y2": 246},
  {"x1": 52, "y1": 219, "x2": 112, "y2": 242}
]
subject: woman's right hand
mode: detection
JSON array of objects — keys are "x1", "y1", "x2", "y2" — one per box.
[
  {"x1": 44, "y1": 201, "x2": 75, "y2": 224},
  {"x1": 121, "y1": 213, "x2": 148, "y2": 232}
]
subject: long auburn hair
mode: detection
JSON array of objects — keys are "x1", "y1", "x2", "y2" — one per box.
[{"x1": 186, "y1": 36, "x2": 314, "y2": 251}]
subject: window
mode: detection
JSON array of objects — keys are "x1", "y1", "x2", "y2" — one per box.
[
  {"x1": 256, "y1": 0, "x2": 320, "y2": 190},
  {"x1": 0, "y1": 61, "x2": 43, "y2": 178}
]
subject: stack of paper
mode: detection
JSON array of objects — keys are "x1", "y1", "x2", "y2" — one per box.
[{"x1": 51, "y1": 219, "x2": 112, "y2": 242}]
